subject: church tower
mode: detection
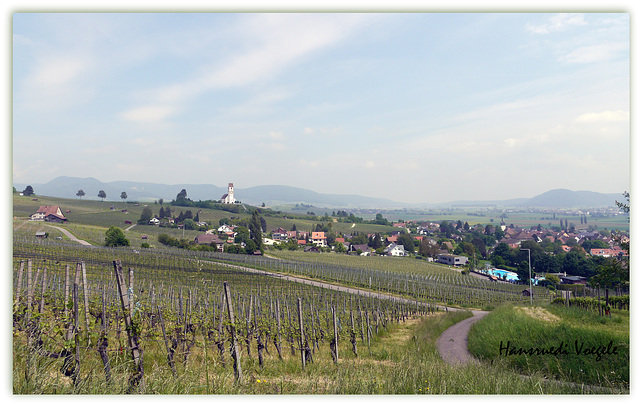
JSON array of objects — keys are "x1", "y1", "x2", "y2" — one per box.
[
  {"x1": 227, "y1": 183, "x2": 234, "y2": 203},
  {"x1": 222, "y1": 182, "x2": 236, "y2": 204}
]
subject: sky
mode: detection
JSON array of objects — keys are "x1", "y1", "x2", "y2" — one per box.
[{"x1": 10, "y1": 7, "x2": 631, "y2": 204}]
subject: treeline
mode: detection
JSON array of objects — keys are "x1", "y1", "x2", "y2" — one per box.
[
  {"x1": 489, "y1": 240, "x2": 620, "y2": 280},
  {"x1": 156, "y1": 233, "x2": 218, "y2": 251}
]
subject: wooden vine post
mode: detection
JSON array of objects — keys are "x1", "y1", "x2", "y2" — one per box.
[
  {"x1": 331, "y1": 306, "x2": 339, "y2": 364},
  {"x1": 63, "y1": 264, "x2": 70, "y2": 318},
  {"x1": 98, "y1": 286, "x2": 111, "y2": 382},
  {"x1": 157, "y1": 305, "x2": 177, "y2": 377},
  {"x1": 223, "y1": 282, "x2": 242, "y2": 383},
  {"x1": 297, "y1": 297, "x2": 306, "y2": 370},
  {"x1": 13, "y1": 260, "x2": 24, "y2": 312},
  {"x1": 81, "y1": 262, "x2": 91, "y2": 342},
  {"x1": 113, "y1": 260, "x2": 144, "y2": 392}
]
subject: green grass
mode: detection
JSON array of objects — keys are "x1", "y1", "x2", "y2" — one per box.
[
  {"x1": 15, "y1": 307, "x2": 616, "y2": 395},
  {"x1": 467, "y1": 303, "x2": 629, "y2": 389}
]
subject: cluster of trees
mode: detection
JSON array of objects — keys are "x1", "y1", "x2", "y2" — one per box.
[
  {"x1": 104, "y1": 226, "x2": 129, "y2": 247},
  {"x1": 489, "y1": 240, "x2": 620, "y2": 282},
  {"x1": 21, "y1": 185, "x2": 35, "y2": 196},
  {"x1": 171, "y1": 189, "x2": 243, "y2": 214}
]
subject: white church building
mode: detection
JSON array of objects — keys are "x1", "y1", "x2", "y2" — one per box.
[{"x1": 221, "y1": 183, "x2": 236, "y2": 204}]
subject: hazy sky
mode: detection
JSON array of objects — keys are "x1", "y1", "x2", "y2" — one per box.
[{"x1": 11, "y1": 11, "x2": 630, "y2": 204}]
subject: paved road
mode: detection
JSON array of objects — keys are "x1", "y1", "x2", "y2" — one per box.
[
  {"x1": 436, "y1": 310, "x2": 489, "y2": 365},
  {"x1": 44, "y1": 225, "x2": 92, "y2": 246}
]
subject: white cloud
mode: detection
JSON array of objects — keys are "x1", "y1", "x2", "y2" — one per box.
[
  {"x1": 128, "y1": 137, "x2": 156, "y2": 147},
  {"x1": 299, "y1": 159, "x2": 319, "y2": 168},
  {"x1": 139, "y1": 14, "x2": 371, "y2": 113},
  {"x1": 575, "y1": 110, "x2": 629, "y2": 123},
  {"x1": 31, "y1": 56, "x2": 91, "y2": 87},
  {"x1": 559, "y1": 43, "x2": 626, "y2": 64},
  {"x1": 269, "y1": 131, "x2": 285, "y2": 140},
  {"x1": 120, "y1": 105, "x2": 179, "y2": 123},
  {"x1": 526, "y1": 13, "x2": 587, "y2": 34},
  {"x1": 364, "y1": 161, "x2": 376, "y2": 169},
  {"x1": 304, "y1": 127, "x2": 315, "y2": 135},
  {"x1": 504, "y1": 138, "x2": 517, "y2": 148},
  {"x1": 82, "y1": 145, "x2": 118, "y2": 155}
]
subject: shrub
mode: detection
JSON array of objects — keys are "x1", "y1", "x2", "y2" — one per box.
[{"x1": 105, "y1": 226, "x2": 130, "y2": 247}]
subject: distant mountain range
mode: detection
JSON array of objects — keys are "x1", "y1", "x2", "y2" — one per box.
[{"x1": 13, "y1": 176, "x2": 623, "y2": 209}]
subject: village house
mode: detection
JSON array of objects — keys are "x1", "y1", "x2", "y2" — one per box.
[
  {"x1": 384, "y1": 243, "x2": 406, "y2": 256},
  {"x1": 349, "y1": 244, "x2": 371, "y2": 256},
  {"x1": 272, "y1": 227, "x2": 289, "y2": 241},
  {"x1": 30, "y1": 206, "x2": 67, "y2": 223},
  {"x1": 218, "y1": 224, "x2": 234, "y2": 233},
  {"x1": 194, "y1": 234, "x2": 224, "y2": 251},
  {"x1": 311, "y1": 231, "x2": 327, "y2": 247},
  {"x1": 437, "y1": 254, "x2": 469, "y2": 267}
]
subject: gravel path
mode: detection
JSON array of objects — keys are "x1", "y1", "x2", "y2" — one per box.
[
  {"x1": 44, "y1": 224, "x2": 92, "y2": 246},
  {"x1": 436, "y1": 310, "x2": 489, "y2": 365}
]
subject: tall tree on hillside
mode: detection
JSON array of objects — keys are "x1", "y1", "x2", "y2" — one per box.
[
  {"x1": 121, "y1": 191, "x2": 128, "y2": 203},
  {"x1": 98, "y1": 190, "x2": 106, "y2": 201},
  {"x1": 249, "y1": 211, "x2": 264, "y2": 252},
  {"x1": 22, "y1": 185, "x2": 35, "y2": 196},
  {"x1": 105, "y1": 226, "x2": 129, "y2": 247},
  {"x1": 138, "y1": 206, "x2": 153, "y2": 225},
  {"x1": 76, "y1": 189, "x2": 85, "y2": 199}
]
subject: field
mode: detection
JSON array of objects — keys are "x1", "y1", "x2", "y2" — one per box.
[
  {"x1": 12, "y1": 194, "x2": 630, "y2": 394},
  {"x1": 468, "y1": 304, "x2": 629, "y2": 390}
]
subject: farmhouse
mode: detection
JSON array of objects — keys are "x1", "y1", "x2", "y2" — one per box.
[
  {"x1": 194, "y1": 234, "x2": 224, "y2": 251},
  {"x1": 30, "y1": 206, "x2": 67, "y2": 223}
]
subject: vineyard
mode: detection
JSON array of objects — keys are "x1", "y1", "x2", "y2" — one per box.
[
  {"x1": 13, "y1": 232, "x2": 627, "y2": 394},
  {"x1": 13, "y1": 237, "x2": 440, "y2": 394}
]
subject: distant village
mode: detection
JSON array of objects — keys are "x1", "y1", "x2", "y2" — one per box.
[{"x1": 26, "y1": 181, "x2": 629, "y2": 289}]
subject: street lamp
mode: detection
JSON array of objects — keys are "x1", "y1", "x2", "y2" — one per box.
[{"x1": 520, "y1": 248, "x2": 533, "y2": 306}]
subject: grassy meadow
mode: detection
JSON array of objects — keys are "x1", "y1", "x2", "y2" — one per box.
[{"x1": 467, "y1": 303, "x2": 629, "y2": 389}]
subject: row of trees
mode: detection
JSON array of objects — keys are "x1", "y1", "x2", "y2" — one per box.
[{"x1": 76, "y1": 189, "x2": 128, "y2": 202}]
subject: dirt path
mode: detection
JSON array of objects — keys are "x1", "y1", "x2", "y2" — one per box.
[
  {"x1": 217, "y1": 261, "x2": 463, "y2": 312},
  {"x1": 436, "y1": 310, "x2": 489, "y2": 365},
  {"x1": 43, "y1": 225, "x2": 92, "y2": 246}
]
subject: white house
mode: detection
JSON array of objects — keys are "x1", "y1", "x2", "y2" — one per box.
[
  {"x1": 149, "y1": 217, "x2": 160, "y2": 225},
  {"x1": 218, "y1": 224, "x2": 234, "y2": 233},
  {"x1": 384, "y1": 243, "x2": 406, "y2": 256},
  {"x1": 437, "y1": 254, "x2": 469, "y2": 266}
]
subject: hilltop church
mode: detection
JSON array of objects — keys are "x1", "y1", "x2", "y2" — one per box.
[{"x1": 221, "y1": 183, "x2": 236, "y2": 204}]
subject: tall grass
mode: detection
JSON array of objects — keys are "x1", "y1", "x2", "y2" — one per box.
[
  {"x1": 467, "y1": 304, "x2": 629, "y2": 389},
  {"x1": 15, "y1": 309, "x2": 621, "y2": 394}
]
